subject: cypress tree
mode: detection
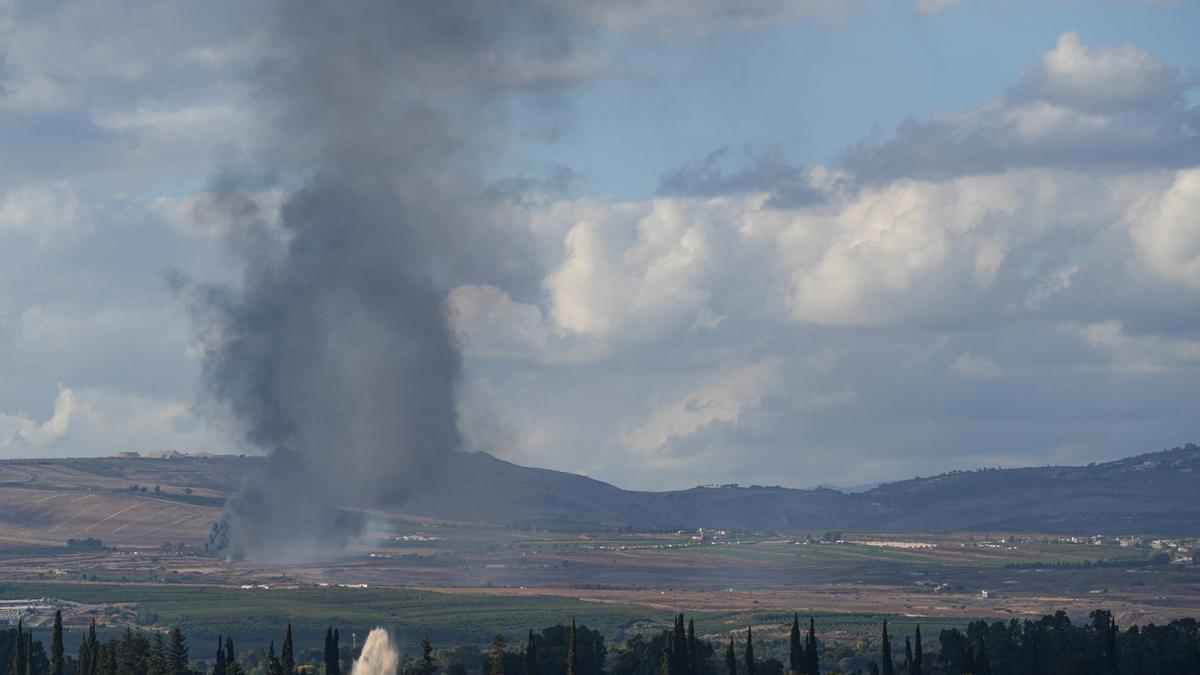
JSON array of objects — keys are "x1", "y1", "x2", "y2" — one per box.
[
  {"x1": 867, "y1": 663, "x2": 879, "y2": 675},
  {"x1": 214, "y1": 637, "x2": 226, "y2": 675},
  {"x1": 523, "y1": 631, "x2": 537, "y2": 675},
  {"x1": 903, "y1": 637, "x2": 912, "y2": 673},
  {"x1": 27, "y1": 631, "x2": 35, "y2": 675},
  {"x1": 282, "y1": 626, "x2": 295, "y2": 675},
  {"x1": 332, "y1": 630, "x2": 340, "y2": 675},
  {"x1": 1104, "y1": 616, "x2": 1118, "y2": 675},
  {"x1": 168, "y1": 628, "x2": 188, "y2": 675},
  {"x1": 267, "y1": 642, "x2": 281, "y2": 675},
  {"x1": 973, "y1": 637, "x2": 990, "y2": 675},
  {"x1": 105, "y1": 641, "x2": 118, "y2": 675},
  {"x1": 724, "y1": 640, "x2": 736, "y2": 675},
  {"x1": 805, "y1": 619, "x2": 818, "y2": 675},
  {"x1": 13, "y1": 620, "x2": 26, "y2": 675},
  {"x1": 788, "y1": 615, "x2": 803, "y2": 675},
  {"x1": 324, "y1": 629, "x2": 334, "y2": 675},
  {"x1": 78, "y1": 631, "x2": 92, "y2": 675},
  {"x1": 686, "y1": 620, "x2": 697, "y2": 675},
  {"x1": 566, "y1": 620, "x2": 578, "y2": 675},
  {"x1": 148, "y1": 633, "x2": 167, "y2": 675},
  {"x1": 743, "y1": 628, "x2": 755, "y2": 675},
  {"x1": 662, "y1": 623, "x2": 676, "y2": 675},
  {"x1": 880, "y1": 621, "x2": 894, "y2": 675},
  {"x1": 420, "y1": 636, "x2": 434, "y2": 675},
  {"x1": 51, "y1": 610, "x2": 64, "y2": 675},
  {"x1": 225, "y1": 638, "x2": 235, "y2": 671},
  {"x1": 675, "y1": 616, "x2": 687, "y2": 675},
  {"x1": 88, "y1": 619, "x2": 99, "y2": 675},
  {"x1": 912, "y1": 624, "x2": 921, "y2": 672},
  {"x1": 911, "y1": 626, "x2": 923, "y2": 675},
  {"x1": 489, "y1": 634, "x2": 506, "y2": 675}
]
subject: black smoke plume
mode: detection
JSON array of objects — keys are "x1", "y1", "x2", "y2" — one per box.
[{"x1": 190, "y1": 0, "x2": 576, "y2": 561}]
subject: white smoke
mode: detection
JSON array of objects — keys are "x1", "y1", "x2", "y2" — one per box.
[{"x1": 351, "y1": 629, "x2": 399, "y2": 675}]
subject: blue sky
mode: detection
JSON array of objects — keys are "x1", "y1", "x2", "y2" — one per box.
[{"x1": 1, "y1": 0, "x2": 1198, "y2": 491}]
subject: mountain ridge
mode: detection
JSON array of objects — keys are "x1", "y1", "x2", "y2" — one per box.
[{"x1": 2, "y1": 443, "x2": 1198, "y2": 539}]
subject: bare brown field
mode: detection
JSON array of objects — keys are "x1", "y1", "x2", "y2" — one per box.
[{"x1": 0, "y1": 487, "x2": 217, "y2": 547}]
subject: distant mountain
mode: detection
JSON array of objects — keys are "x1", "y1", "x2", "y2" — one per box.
[
  {"x1": 405, "y1": 443, "x2": 1200, "y2": 535},
  {"x1": 3, "y1": 444, "x2": 1199, "y2": 539}
]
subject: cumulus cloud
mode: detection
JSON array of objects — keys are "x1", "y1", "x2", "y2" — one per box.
[
  {"x1": 1011, "y1": 32, "x2": 1188, "y2": 111},
  {"x1": 843, "y1": 33, "x2": 1200, "y2": 181},
  {"x1": 0, "y1": 386, "x2": 74, "y2": 448},
  {"x1": 1128, "y1": 167, "x2": 1200, "y2": 288},
  {"x1": 621, "y1": 359, "x2": 782, "y2": 468},
  {"x1": 1075, "y1": 320, "x2": 1200, "y2": 373}
]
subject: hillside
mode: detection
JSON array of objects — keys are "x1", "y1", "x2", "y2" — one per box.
[{"x1": 1, "y1": 444, "x2": 1198, "y2": 547}]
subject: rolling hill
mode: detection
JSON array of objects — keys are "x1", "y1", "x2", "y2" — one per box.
[{"x1": 1, "y1": 443, "x2": 1198, "y2": 548}]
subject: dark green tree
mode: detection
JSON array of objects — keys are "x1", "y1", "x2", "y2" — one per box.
[
  {"x1": 213, "y1": 637, "x2": 226, "y2": 675},
  {"x1": 531, "y1": 623, "x2": 604, "y2": 675},
  {"x1": 911, "y1": 626, "x2": 923, "y2": 675},
  {"x1": 880, "y1": 621, "x2": 894, "y2": 675},
  {"x1": 723, "y1": 641, "x2": 735, "y2": 675},
  {"x1": 524, "y1": 632, "x2": 537, "y2": 675},
  {"x1": 50, "y1": 611, "x2": 63, "y2": 675},
  {"x1": 419, "y1": 636, "x2": 435, "y2": 675},
  {"x1": 742, "y1": 629, "x2": 754, "y2": 675},
  {"x1": 266, "y1": 642, "x2": 281, "y2": 675},
  {"x1": 167, "y1": 629, "x2": 188, "y2": 675},
  {"x1": 12, "y1": 620, "x2": 26, "y2": 675},
  {"x1": 77, "y1": 623, "x2": 92, "y2": 675},
  {"x1": 686, "y1": 620, "x2": 697, "y2": 675},
  {"x1": 804, "y1": 619, "x2": 818, "y2": 675},
  {"x1": 566, "y1": 621, "x2": 578, "y2": 675},
  {"x1": 787, "y1": 615, "x2": 803, "y2": 675},
  {"x1": 147, "y1": 634, "x2": 166, "y2": 675},
  {"x1": 973, "y1": 637, "x2": 990, "y2": 675},
  {"x1": 490, "y1": 634, "x2": 506, "y2": 675},
  {"x1": 281, "y1": 626, "x2": 295, "y2": 675},
  {"x1": 903, "y1": 637, "x2": 912, "y2": 673}
]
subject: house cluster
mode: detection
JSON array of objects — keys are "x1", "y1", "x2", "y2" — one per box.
[{"x1": 0, "y1": 598, "x2": 56, "y2": 627}]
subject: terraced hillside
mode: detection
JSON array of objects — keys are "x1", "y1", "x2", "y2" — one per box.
[{"x1": 0, "y1": 456, "x2": 258, "y2": 547}]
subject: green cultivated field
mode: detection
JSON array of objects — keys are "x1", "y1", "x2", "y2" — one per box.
[{"x1": 0, "y1": 581, "x2": 968, "y2": 654}]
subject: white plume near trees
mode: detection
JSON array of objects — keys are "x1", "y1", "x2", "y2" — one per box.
[{"x1": 351, "y1": 629, "x2": 398, "y2": 675}]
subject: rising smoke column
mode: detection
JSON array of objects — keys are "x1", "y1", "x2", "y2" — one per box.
[{"x1": 192, "y1": 0, "x2": 574, "y2": 561}]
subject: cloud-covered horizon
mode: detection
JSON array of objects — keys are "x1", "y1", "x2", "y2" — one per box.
[{"x1": 1, "y1": 0, "x2": 1198, "y2": 490}]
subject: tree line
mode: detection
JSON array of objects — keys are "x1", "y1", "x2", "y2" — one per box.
[{"x1": 4, "y1": 608, "x2": 1200, "y2": 675}]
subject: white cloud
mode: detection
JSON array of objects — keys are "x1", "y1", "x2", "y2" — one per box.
[
  {"x1": 621, "y1": 359, "x2": 781, "y2": 468},
  {"x1": 543, "y1": 198, "x2": 734, "y2": 340},
  {"x1": 1076, "y1": 320, "x2": 1200, "y2": 373},
  {"x1": 0, "y1": 183, "x2": 85, "y2": 244},
  {"x1": 1012, "y1": 32, "x2": 1186, "y2": 111},
  {"x1": 0, "y1": 386, "x2": 75, "y2": 448},
  {"x1": 950, "y1": 353, "x2": 1004, "y2": 378},
  {"x1": 1128, "y1": 167, "x2": 1200, "y2": 289}
]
